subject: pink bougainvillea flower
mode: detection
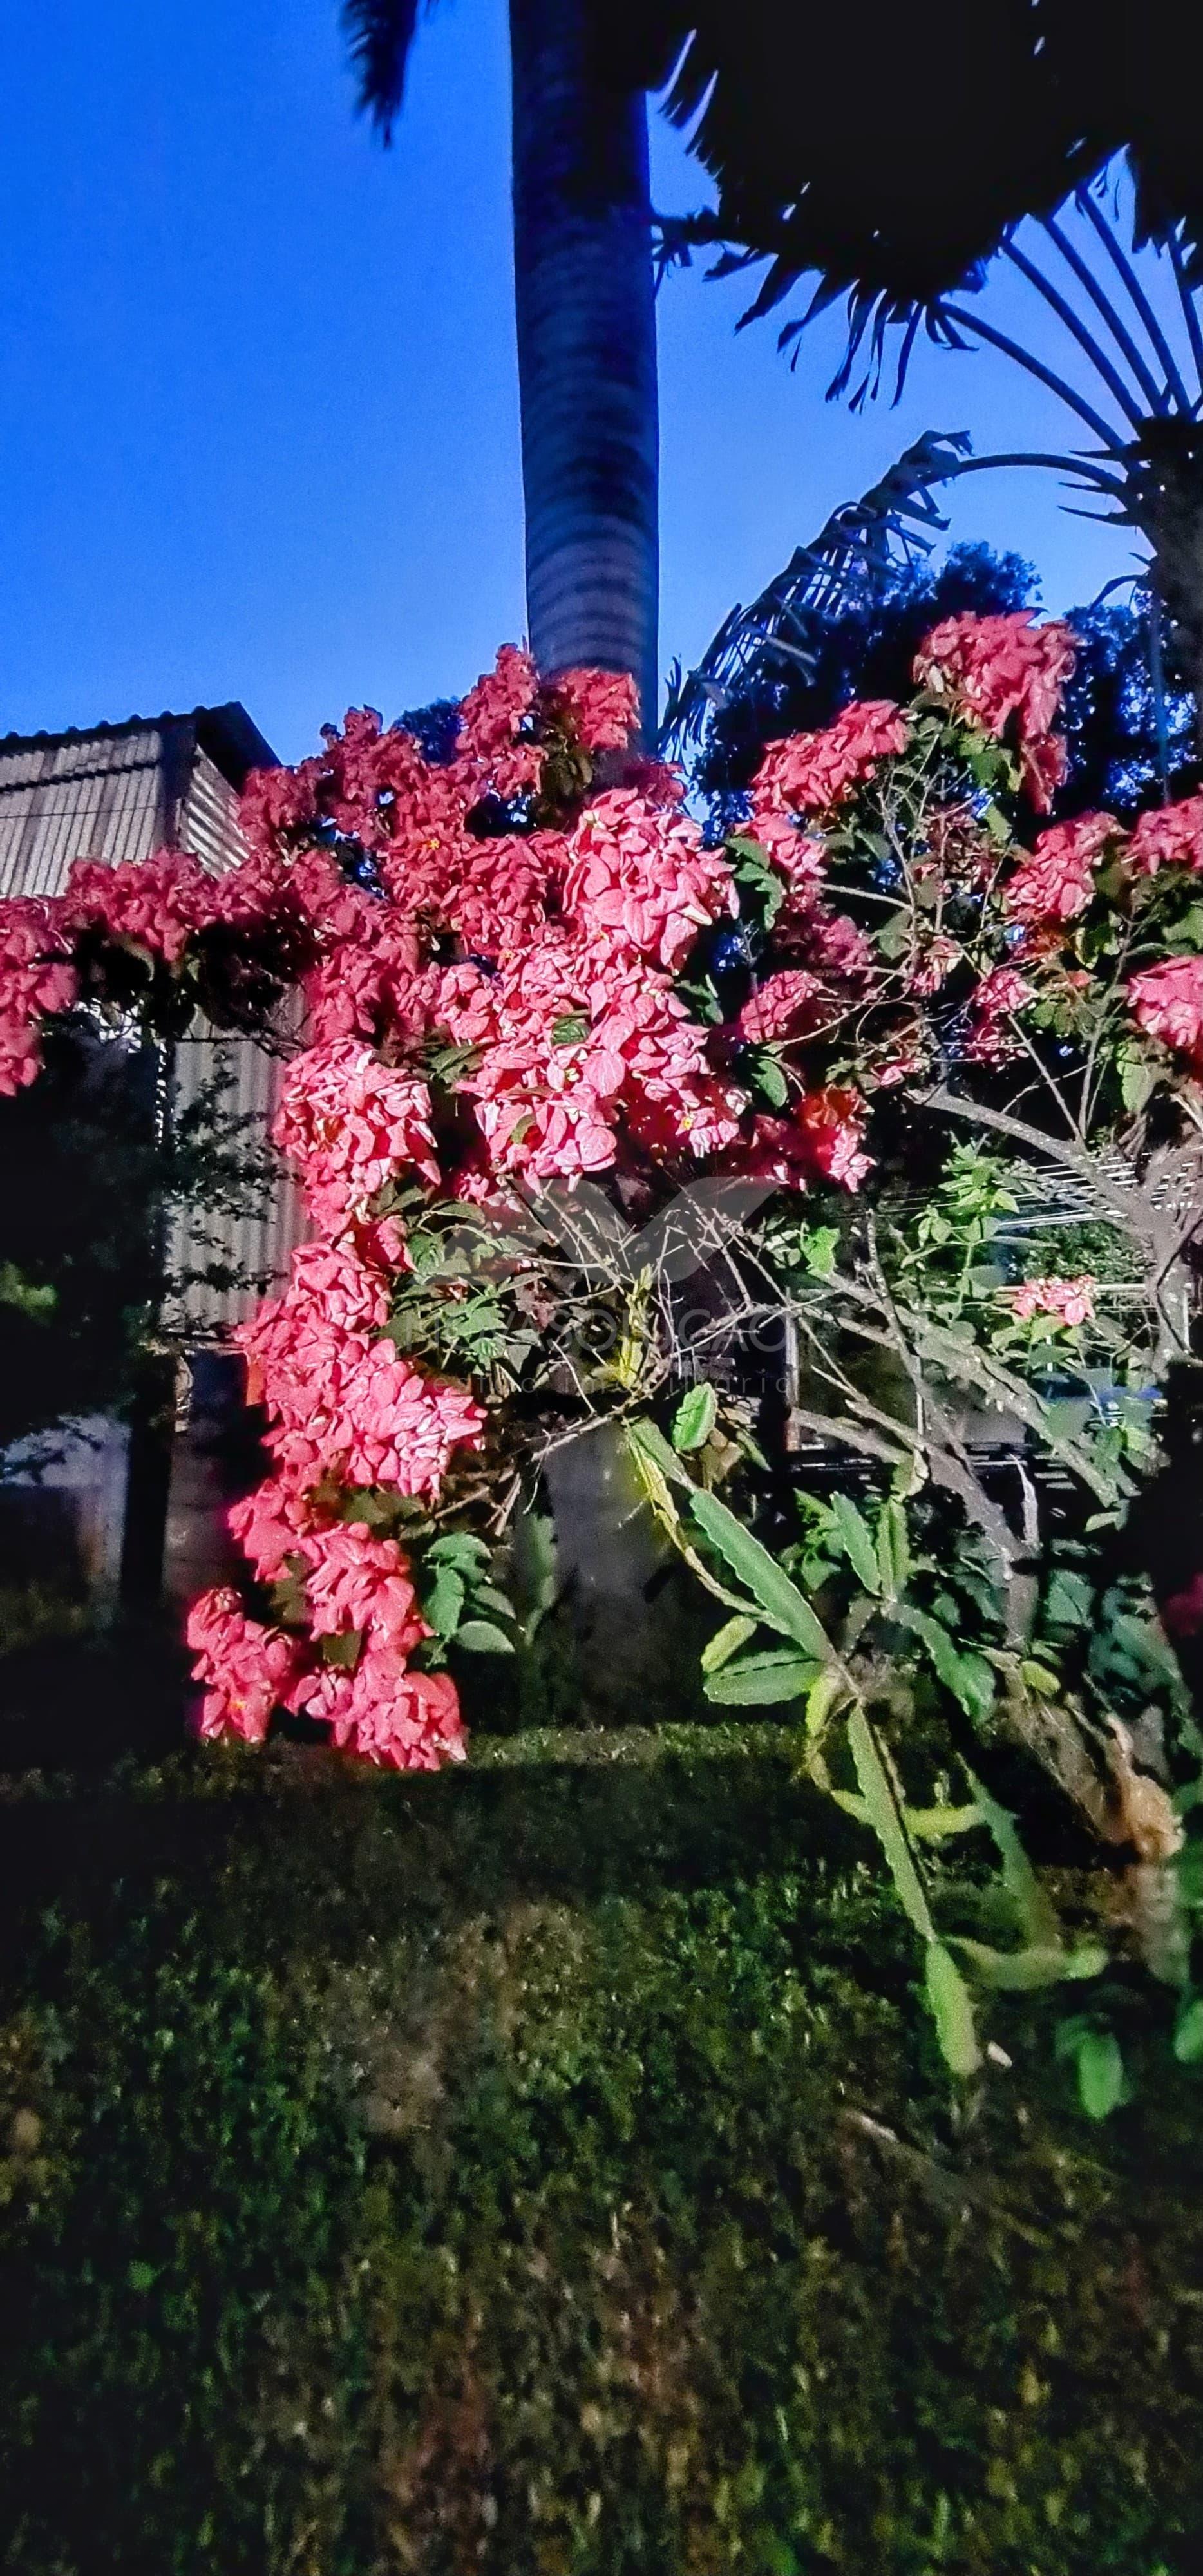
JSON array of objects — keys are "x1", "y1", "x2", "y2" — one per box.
[
  {"x1": 292, "y1": 1644, "x2": 467, "y2": 1770},
  {"x1": 1005, "y1": 815, "x2": 1117, "y2": 925},
  {"x1": 1128, "y1": 954, "x2": 1203, "y2": 1065},
  {"x1": 455, "y1": 644, "x2": 543, "y2": 798},
  {"x1": 735, "y1": 970, "x2": 824, "y2": 1046},
  {"x1": 185, "y1": 1588, "x2": 299, "y2": 1743},
  {"x1": 227, "y1": 1476, "x2": 316, "y2": 1582},
  {"x1": 564, "y1": 788, "x2": 736, "y2": 972},
  {"x1": 914, "y1": 612, "x2": 1075, "y2": 809},
  {"x1": 907, "y1": 934, "x2": 961, "y2": 997},
  {"x1": 299, "y1": 1519, "x2": 427, "y2": 1649},
  {"x1": 1128, "y1": 794, "x2": 1203, "y2": 877},
  {"x1": 753, "y1": 700, "x2": 907, "y2": 817},
  {"x1": 272, "y1": 1039, "x2": 440, "y2": 1229},
  {"x1": 1006, "y1": 1274, "x2": 1096, "y2": 1327},
  {"x1": 963, "y1": 963, "x2": 1035, "y2": 1063},
  {"x1": 545, "y1": 667, "x2": 639, "y2": 752},
  {"x1": 64, "y1": 851, "x2": 213, "y2": 966},
  {"x1": 0, "y1": 897, "x2": 77, "y2": 1094},
  {"x1": 743, "y1": 1086, "x2": 870, "y2": 1190}
]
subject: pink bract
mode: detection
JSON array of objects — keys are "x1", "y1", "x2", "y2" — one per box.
[{"x1": 753, "y1": 700, "x2": 907, "y2": 816}]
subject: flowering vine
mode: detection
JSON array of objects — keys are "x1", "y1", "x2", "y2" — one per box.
[{"x1": 5, "y1": 612, "x2": 1203, "y2": 1783}]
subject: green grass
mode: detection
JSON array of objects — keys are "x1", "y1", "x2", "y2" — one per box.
[{"x1": 1, "y1": 1727, "x2": 1202, "y2": 2574}]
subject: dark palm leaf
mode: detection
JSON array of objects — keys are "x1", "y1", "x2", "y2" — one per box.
[
  {"x1": 340, "y1": 0, "x2": 428, "y2": 140},
  {"x1": 634, "y1": 3, "x2": 1203, "y2": 323},
  {"x1": 659, "y1": 430, "x2": 971, "y2": 756}
]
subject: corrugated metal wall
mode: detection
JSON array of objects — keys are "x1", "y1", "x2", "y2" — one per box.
[
  {"x1": 0, "y1": 714, "x2": 303, "y2": 1338},
  {"x1": 166, "y1": 1015, "x2": 306, "y2": 1340}
]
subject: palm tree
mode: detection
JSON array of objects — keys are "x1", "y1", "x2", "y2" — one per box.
[
  {"x1": 342, "y1": 1, "x2": 663, "y2": 732},
  {"x1": 663, "y1": 167, "x2": 1203, "y2": 757}
]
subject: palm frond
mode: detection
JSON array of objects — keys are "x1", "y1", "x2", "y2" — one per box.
[
  {"x1": 659, "y1": 430, "x2": 971, "y2": 758},
  {"x1": 340, "y1": 0, "x2": 426, "y2": 141}
]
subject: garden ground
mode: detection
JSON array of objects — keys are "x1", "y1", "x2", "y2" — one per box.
[{"x1": 2, "y1": 1642, "x2": 1202, "y2": 2576}]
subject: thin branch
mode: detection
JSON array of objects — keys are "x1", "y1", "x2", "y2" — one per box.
[{"x1": 920, "y1": 1086, "x2": 1160, "y2": 1247}]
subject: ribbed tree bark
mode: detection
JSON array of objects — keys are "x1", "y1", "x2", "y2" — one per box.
[{"x1": 509, "y1": 0, "x2": 659, "y2": 737}]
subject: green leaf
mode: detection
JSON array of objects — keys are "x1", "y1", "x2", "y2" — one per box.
[
  {"x1": 455, "y1": 1619, "x2": 516, "y2": 1655},
  {"x1": 319, "y1": 1629, "x2": 363, "y2": 1671},
  {"x1": 672, "y1": 1382, "x2": 719, "y2": 1453},
  {"x1": 704, "y1": 1651, "x2": 820, "y2": 1705},
  {"x1": 950, "y1": 1938, "x2": 1108, "y2": 1991},
  {"x1": 1173, "y1": 1996, "x2": 1203, "y2": 2065},
  {"x1": 847, "y1": 1703, "x2": 935, "y2": 1943},
  {"x1": 1075, "y1": 2028, "x2": 1125, "y2": 2121},
  {"x1": 424, "y1": 1566, "x2": 466, "y2": 1640},
  {"x1": 427, "y1": 1531, "x2": 491, "y2": 1573},
  {"x1": 625, "y1": 1416, "x2": 694, "y2": 1492},
  {"x1": 899, "y1": 1607, "x2": 995, "y2": 1725},
  {"x1": 1119, "y1": 1045, "x2": 1157, "y2": 1115},
  {"x1": 876, "y1": 1498, "x2": 910, "y2": 1603},
  {"x1": 828, "y1": 1493, "x2": 880, "y2": 1594},
  {"x1": 701, "y1": 1613, "x2": 758, "y2": 1674},
  {"x1": 924, "y1": 1942, "x2": 982, "y2": 2079},
  {"x1": 1044, "y1": 1568, "x2": 1094, "y2": 1631},
  {"x1": 471, "y1": 1582, "x2": 518, "y2": 1623},
  {"x1": 748, "y1": 1046, "x2": 789, "y2": 1110},
  {"x1": 804, "y1": 1667, "x2": 848, "y2": 1743},
  {"x1": 961, "y1": 1766, "x2": 1061, "y2": 1951},
  {"x1": 0, "y1": 1262, "x2": 56, "y2": 1320},
  {"x1": 689, "y1": 1490, "x2": 833, "y2": 1661},
  {"x1": 799, "y1": 1224, "x2": 839, "y2": 1280},
  {"x1": 551, "y1": 1011, "x2": 589, "y2": 1046}
]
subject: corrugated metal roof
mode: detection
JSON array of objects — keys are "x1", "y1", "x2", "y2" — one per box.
[
  {"x1": 0, "y1": 701, "x2": 276, "y2": 784},
  {"x1": 0, "y1": 703, "x2": 278, "y2": 900}
]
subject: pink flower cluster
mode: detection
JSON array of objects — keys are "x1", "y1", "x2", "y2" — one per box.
[
  {"x1": 272, "y1": 1040, "x2": 440, "y2": 1231},
  {"x1": 743, "y1": 1086, "x2": 871, "y2": 1190},
  {"x1": 25, "y1": 628, "x2": 1203, "y2": 1776},
  {"x1": 963, "y1": 965, "x2": 1034, "y2": 1064},
  {"x1": 546, "y1": 667, "x2": 640, "y2": 751},
  {"x1": 236, "y1": 1248, "x2": 484, "y2": 1498},
  {"x1": 1128, "y1": 795, "x2": 1203, "y2": 877},
  {"x1": 185, "y1": 1588, "x2": 299, "y2": 1744},
  {"x1": 186, "y1": 1211, "x2": 484, "y2": 1766},
  {"x1": 753, "y1": 700, "x2": 908, "y2": 817},
  {"x1": 1005, "y1": 815, "x2": 1116, "y2": 925},
  {"x1": 1128, "y1": 955, "x2": 1203, "y2": 1067},
  {"x1": 564, "y1": 789, "x2": 736, "y2": 972},
  {"x1": 1006, "y1": 1274, "x2": 1096, "y2": 1327},
  {"x1": 435, "y1": 933, "x2": 745, "y2": 1184},
  {"x1": 735, "y1": 971, "x2": 824, "y2": 1046},
  {"x1": 914, "y1": 612, "x2": 1075, "y2": 810},
  {"x1": 64, "y1": 853, "x2": 214, "y2": 965},
  {"x1": 0, "y1": 899, "x2": 77, "y2": 1094}
]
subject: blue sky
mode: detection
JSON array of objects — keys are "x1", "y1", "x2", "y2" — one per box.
[{"x1": 0, "y1": 0, "x2": 1188, "y2": 759}]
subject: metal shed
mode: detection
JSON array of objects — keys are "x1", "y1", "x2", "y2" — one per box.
[
  {"x1": 0, "y1": 705, "x2": 305, "y2": 1618},
  {"x1": 0, "y1": 703, "x2": 304, "y2": 1336}
]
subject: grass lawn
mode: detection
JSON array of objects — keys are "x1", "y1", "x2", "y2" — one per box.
[{"x1": 2, "y1": 1712, "x2": 1202, "y2": 2575}]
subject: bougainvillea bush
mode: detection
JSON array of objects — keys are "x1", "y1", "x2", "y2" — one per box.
[{"x1": 5, "y1": 613, "x2": 1203, "y2": 1971}]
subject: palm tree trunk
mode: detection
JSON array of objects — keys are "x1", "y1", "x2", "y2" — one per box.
[
  {"x1": 1132, "y1": 424, "x2": 1203, "y2": 758},
  {"x1": 509, "y1": 0, "x2": 659, "y2": 737}
]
